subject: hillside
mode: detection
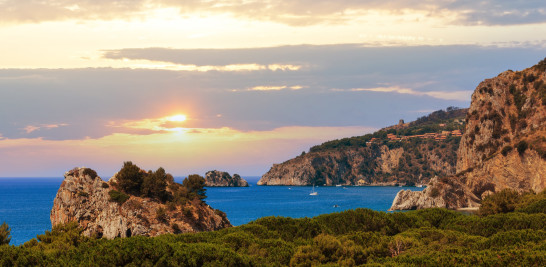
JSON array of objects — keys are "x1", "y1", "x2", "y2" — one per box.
[
  {"x1": 258, "y1": 107, "x2": 467, "y2": 186},
  {"x1": 391, "y1": 58, "x2": 546, "y2": 210}
]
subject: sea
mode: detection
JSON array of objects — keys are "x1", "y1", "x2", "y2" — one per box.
[{"x1": 0, "y1": 176, "x2": 424, "y2": 245}]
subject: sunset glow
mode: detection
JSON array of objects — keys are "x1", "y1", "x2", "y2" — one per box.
[
  {"x1": 1, "y1": 1, "x2": 545, "y2": 177},
  {"x1": 167, "y1": 114, "x2": 187, "y2": 122}
]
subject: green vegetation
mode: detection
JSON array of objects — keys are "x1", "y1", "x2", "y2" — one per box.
[
  {"x1": 517, "y1": 140, "x2": 528, "y2": 155},
  {"x1": 309, "y1": 107, "x2": 466, "y2": 153},
  {"x1": 117, "y1": 161, "x2": 144, "y2": 195},
  {"x1": 480, "y1": 189, "x2": 546, "y2": 216},
  {"x1": 296, "y1": 107, "x2": 467, "y2": 186},
  {"x1": 0, "y1": 222, "x2": 10, "y2": 246},
  {"x1": 501, "y1": 145, "x2": 513, "y2": 156},
  {"x1": 1, "y1": 190, "x2": 544, "y2": 266},
  {"x1": 108, "y1": 190, "x2": 130, "y2": 204},
  {"x1": 183, "y1": 174, "x2": 207, "y2": 201},
  {"x1": 82, "y1": 168, "x2": 98, "y2": 179},
  {"x1": 113, "y1": 161, "x2": 206, "y2": 205}
]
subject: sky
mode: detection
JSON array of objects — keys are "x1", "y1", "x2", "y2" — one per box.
[{"x1": 1, "y1": 1, "x2": 546, "y2": 177}]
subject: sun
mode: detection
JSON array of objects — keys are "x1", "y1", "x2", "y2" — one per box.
[{"x1": 167, "y1": 114, "x2": 187, "y2": 122}]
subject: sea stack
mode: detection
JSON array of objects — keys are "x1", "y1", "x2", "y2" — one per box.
[
  {"x1": 205, "y1": 170, "x2": 249, "y2": 187},
  {"x1": 51, "y1": 167, "x2": 231, "y2": 239}
]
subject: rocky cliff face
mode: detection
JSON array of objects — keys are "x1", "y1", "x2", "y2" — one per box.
[
  {"x1": 258, "y1": 108, "x2": 465, "y2": 186},
  {"x1": 51, "y1": 167, "x2": 231, "y2": 239},
  {"x1": 390, "y1": 59, "x2": 546, "y2": 210},
  {"x1": 258, "y1": 140, "x2": 459, "y2": 186},
  {"x1": 205, "y1": 170, "x2": 249, "y2": 187}
]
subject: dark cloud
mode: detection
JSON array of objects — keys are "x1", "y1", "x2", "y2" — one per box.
[
  {"x1": 1, "y1": 44, "x2": 545, "y2": 140},
  {"x1": 0, "y1": 1, "x2": 545, "y2": 26}
]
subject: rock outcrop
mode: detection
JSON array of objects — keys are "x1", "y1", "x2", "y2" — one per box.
[
  {"x1": 258, "y1": 109, "x2": 465, "y2": 186},
  {"x1": 389, "y1": 177, "x2": 480, "y2": 211},
  {"x1": 205, "y1": 170, "x2": 249, "y2": 187},
  {"x1": 51, "y1": 167, "x2": 231, "y2": 239},
  {"x1": 390, "y1": 58, "x2": 546, "y2": 210}
]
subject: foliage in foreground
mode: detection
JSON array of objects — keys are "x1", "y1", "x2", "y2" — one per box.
[
  {"x1": 1, "y1": 191, "x2": 545, "y2": 266},
  {"x1": 0, "y1": 222, "x2": 10, "y2": 246}
]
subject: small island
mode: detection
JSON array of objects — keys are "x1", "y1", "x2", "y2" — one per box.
[{"x1": 205, "y1": 170, "x2": 249, "y2": 187}]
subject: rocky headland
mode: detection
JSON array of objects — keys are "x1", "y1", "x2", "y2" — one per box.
[
  {"x1": 205, "y1": 170, "x2": 249, "y2": 187},
  {"x1": 51, "y1": 165, "x2": 231, "y2": 239},
  {"x1": 390, "y1": 58, "x2": 546, "y2": 210},
  {"x1": 258, "y1": 108, "x2": 466, "y2": 186}
]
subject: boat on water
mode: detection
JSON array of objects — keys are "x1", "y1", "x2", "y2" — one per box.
[
  {"x1": 310, "y1": 185, "x2": 318, "y2": 196},
  {"x1": 335, "y1": 184, "x2": 342, "y2": 187}
]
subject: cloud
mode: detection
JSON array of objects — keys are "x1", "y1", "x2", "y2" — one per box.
[
  {"x1": 2, "y1": 44, "x2": 545, "y2": 142},
  {"x1": 23, "y1": 123, "x2": 68, "y2": 134},
  {"x1": 0, "y1": 1, "x2": 545, "y2": 26},
  {"x1": 345, "y1": 86, "x2": 473, "y2": 101},
  {"x1": 236, "y1": 85, "x2": 305, "y2": 92}
]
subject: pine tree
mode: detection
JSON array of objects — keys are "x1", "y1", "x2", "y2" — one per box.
[{"x1": 0, "y1": 222, "x2": 11, "y2": 245}]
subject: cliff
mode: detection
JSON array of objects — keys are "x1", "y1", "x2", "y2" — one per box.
[
  {"x1": 390, "y1": 58, "x2": 546, "y2": 210},
  {"x1": 205, "y1": 170, "x2": 249, "y2": 187},
  {"x1": 51, "y1": 167, "x2": 231, "y2": 239},
  {"x1": 258, "y1": 108, "x2": 466, "y2": 186}
]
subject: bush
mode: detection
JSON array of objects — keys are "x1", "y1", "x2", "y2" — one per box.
[
  {"x1": 0, "y1": 222, "x2": 10, "y2": 245},
  {"x1": 479, "y1": 189, "x2": 521, "y2": 216},
  {"x1": 82, "y1": 168, "x2": 98, "y2": 179},
  {"x1": 101, "y1": 182, "x2": 109, "y2": 188},
  {"x1": 141, "y1": 167, "x2": 170, "y2": 201},
  {"x1": 156, "y1": 207, "x2": 167, "y2": 223},
  {"x1": 108, "y1": 190, "x2": 130, "y2": 204},
  {"x1": 172, "y1": 223, "x2": 182, "y2": 234},
  {"x1": 516, "y1": 141, "x2": 528, "y2": 155},
  {"x1": 501, "y1": 146, "x2": 513, "y2": 156},
  {"x1": 429, "y1": 187, "x2": 440, "y2": 198}
]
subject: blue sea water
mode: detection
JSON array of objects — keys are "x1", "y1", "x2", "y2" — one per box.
[{"x1": 0, "y1": 176, "x2": 423, "y2": 245}]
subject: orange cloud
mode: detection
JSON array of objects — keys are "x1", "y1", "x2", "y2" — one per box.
[{"x1": 23, "y1": 123, "x2": 68, "y2": 134}]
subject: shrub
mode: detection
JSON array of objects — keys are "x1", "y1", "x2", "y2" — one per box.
[
  {"x1": 166, "y1": 202, "x2": 177, "y2": 212},
  {"x1": 82, "y1": 168, "x2": 98, "y2": 179},
  {"x1": 516, "y1": 140, "x2": 528, "y2": 155},
  {"x1": 77, "y1": 191, "x2": 89, "y2": 197},
  {"x1": 429, "y1": 187, "x2": 440, "y2": 198},
  {"x1": 156, "y1": 207, "x2": 167, "y2": 223},
  {"x1": 501, "y1": 146, "x2": 513, "y2": 156},
  {"x1": 101, "y1": 182, "x2": 109, "y2": 189},
  {"x1": 108, "y1": 190, "x2": 130, "y2": 204},
  {"x1": 172, "y1": 223, "x2": 182, "y2": 234},
  {"x1": 183, "y1": 207, "x2": 193, "y2": 218},
  {"x1": 0, "y1": 222, "x2": 10, "y2": 245},
  {"x1": 479, "y1": 189, "x2": 521, "y2": 216}
]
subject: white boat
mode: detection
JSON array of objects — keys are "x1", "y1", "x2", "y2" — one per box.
[
  {"x1": 336, "y1": 184, "x2": 342, "y2": 187},
  {"x1": 309, "y1": 185, "x2": 318, "y2": 196}
]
